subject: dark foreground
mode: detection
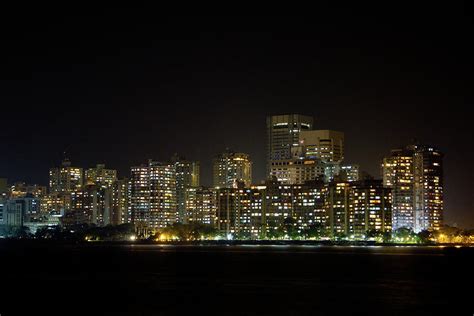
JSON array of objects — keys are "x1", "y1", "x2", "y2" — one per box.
[{"x1": 1, "y1": 241, "x2": 473, "y2": 315}]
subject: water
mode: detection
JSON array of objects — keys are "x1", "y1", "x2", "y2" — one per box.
[{"x1": 1, "y1": 242, "x2": 472, "y2": 315}]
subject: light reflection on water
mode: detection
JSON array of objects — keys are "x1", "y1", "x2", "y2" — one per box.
[{"x1": 120, "y1": 243, "x2": 473, "y2": 256}]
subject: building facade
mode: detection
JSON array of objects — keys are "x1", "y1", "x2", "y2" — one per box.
[
  {"x1": 3, "y1": 197, "x2": 41, "y2": 227},
  {"x1": 172, "y1": 155, "x2": 200, "y2": 223},
  {"x1": 70, "y1": 184, "x2": 113, "y2": 226},
  {"x1": 129, "y1": 160, "x2": 177, "y2": 234},
  {"x1": 266, "y1": 114, "x2": 314, "y2": 175},
  {"x1": 348, "y1": 180, "x2": 392, "y2": 238},
  {"x1": 85, "y1": 164, "x2": 117, "y2": 188},
  {"x1": 213, "y1": 150, "x2": 252, "y2": 188},
  {"x1": 185, "y1": 186, "x2": 216, "y2": 225},
  {"x1": 299, "y1": 130, "x2": 344, "y2": 163},
  {"x1": 112, "y1": 178, "x2": 129, "y2": 225},
  {"x1": 382, "y1": 145, "x2": 443, "y2": 232},
  {"x1": 49, "y1": 159, "x2": 83, "y2": 194},
  {"x1": 270, "y1": 157, "x2": 325, "y2": 185}
]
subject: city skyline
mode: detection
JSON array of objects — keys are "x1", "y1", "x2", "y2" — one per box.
[
  {"x1": 1, "y1": 9, "x2": 473, "y2": 316},
  {"x1": 0, "y1": 114, "x2": 468, "y2": 227},
  {"x1": 0, "y1": 114, "x2": 447, "y2": 235},
  {"x1": 0, "y1": 112, "x2": 466, "y2": 228},
  {"x1": 1, "y1": 12, "x2": 472, "y2": 230}
]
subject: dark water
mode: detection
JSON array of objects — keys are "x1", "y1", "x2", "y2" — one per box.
[{"x1": 1, "y1": 242, "x2": 473, "y2": 315}]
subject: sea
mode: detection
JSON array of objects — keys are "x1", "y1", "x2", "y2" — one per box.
[{"x1": 0, "y1": 241, "x2": 472, "y2": 315}]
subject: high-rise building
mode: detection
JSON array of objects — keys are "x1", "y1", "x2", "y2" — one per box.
[
  {"x1": 299, "y1": 130, "x2": 344, "y2": 163},
  {"x1": 324, "y1": 182, "x2": 350, "y2": 237},
  {"x1": 172, "y1": 155, "x2": 200, "y2": 223},
  {"x1": 269, "y1": 158, "x2": 325, "y2": 184},
  {"x1": 185, "y1": 186, "x2": 216, "y2": 225},
  {"x1": 85, "y1": 164, "x2": 117, "y2": 188},
  {"x1": 129, "y1": 160, "x2": 177, "y2": 235},
  {"x1": 70, "y1": 184, "x2": 112, "y2": 226},
  {"x1": 324, "y1": 163, "x2": 363, "y2": 183},
  {"x1": 129, "y1": 165, "x2": 149, "y2": 234},
  {"x1": 3, "y1": 197, "x2": 41, "y2": 227},
  {"x1": 112, "y1": 178, "x2": 129, "y2": 225},
  {"x1": 186, "y1": 179, "x2": 391, "y2": 240},
  {"x1": 215, "y1": 187, "x2": 265, "y2": 238},
  {"x1": 348, "y1": 180, "x2": 392, "y2": 238},
  {"x1": 382, "y1": 145, "x2": 443, "y2": 232},
  {"x1": 40, "y1": 193, "x2": 67, "y2": 214},
  {"x1": 213, "y1": 150, "x2": 252, "y2": 188},
  {"x1": 9, "y1": 182, "x2": 47, "y2": 199},
  {"x1": 339, "y1": 164, "x2": 360, "y2": 182},
  {"x1": 264, "y1": 181, "x2": 326, "y2": 235},
  {"x1": 413, "y1": 146, "x2": 444, "y2": 232},
  {"x1": 267, "y1": 114, "x2": 314, "y2": 175},
  {"x1": 49, "y1": 159, "x2": 83, "y2": 194}
]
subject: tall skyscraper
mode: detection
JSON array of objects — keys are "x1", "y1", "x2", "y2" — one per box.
[
  {"x1": 324, "y1": 182, "x2": 350, "y2": 237},
  {"x1": 85, "y1": 164, "x2": 117, "y2": 188},
  {"x1": 112, "y1": 178, "x2": 129, "y2": 225},
  {"x1": 129, "y1": 160, "x2": 177, "y2": 234},
  {"x1": 266, "y1": 114, "x2": 314, "y2": 175},
  {"x1": 171, "y1": 154, "x2": 200, "y2": 223},
  {"x1": 299, "y1": 130, "x2": 345, "y2": 163},
  {"x1": 382, "y1": 145, "x2": 443, "y2": 232},
  {"x1": 213, "y1": 150, "x2": 252, "y2": 188},
  {"x1": 49, "y1": 159, "x2": 83, "y2": 194}
]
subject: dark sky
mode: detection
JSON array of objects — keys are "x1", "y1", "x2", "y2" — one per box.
[{"x1": 1, "y1": 8, "x2": 473, "y2": 227}]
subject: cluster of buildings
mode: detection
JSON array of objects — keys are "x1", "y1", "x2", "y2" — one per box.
[{"x1": 0, "y1": 114, "x2": 444, "y2": 239}]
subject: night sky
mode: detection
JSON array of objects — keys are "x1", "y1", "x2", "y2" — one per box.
[{"x1": 1, "y1": 8, "x2": 473, "y2": 227}]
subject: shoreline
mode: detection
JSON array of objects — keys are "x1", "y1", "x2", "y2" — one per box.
[{"x1": 1, "y1": 239, "x2": 472, "y2": 248}]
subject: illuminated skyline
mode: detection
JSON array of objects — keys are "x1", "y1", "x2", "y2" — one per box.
[{"x1": 0, "y1": 12, "x2": 472, "y2": 228}]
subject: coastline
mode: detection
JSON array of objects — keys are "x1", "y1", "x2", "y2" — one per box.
[{"x1": 1, "y1": 238, "x2": 472, "y2": 248}]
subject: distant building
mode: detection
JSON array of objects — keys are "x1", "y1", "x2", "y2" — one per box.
[
  {"x1": 299, "y1": 130, "x2": 344, "y2": 163},
  {"x1": 264, "y1": 181, "x2": 326, "y2": 235},
  {"x1": 172, "y1": 155, "x2": 200, "y2": 223},
  {"x1": 3, "y1": 197, "x2": 41, "y2": 227},
  {"x1": 41, "y1": 193, "x2": 67, "y2": 214},
  {"x1": 215, "y1": 187, "x2": 265, "y2": 238},
  {"x1": 9, "y1": 182, "x2": 47, "y2": 199},
  {"x1": 0, "y1": 178, "x2": 8, "y2": 195},
  {"x1": 49, "y1": 158, "x2": 83, "y2": 194},
  {"x1": 382, "y1": 144, "x2": 443, "y2": 232},
  {"x1": 112, "y1": 178, "x2": 129, "y2": 225},
  {"x1": 348, "y1": 180, "x2": 392, "y2": 238},
  {"x1": 85, "y1": 164, "x2": 117, "y2": 188},
  {"x1": 183, "y1": 177, "x2": 392, "y2": 240},
  {"x1": 0, "y1": 196, "x2": 6, "y2": 224},
  {"x1": 340, "y1": 164, "x2": 360, "y2": 182},
  {"x1": 323, "y1": 162, "x2": 342, "y2": 183},
  {"x1": 213, "y1": 150, "x2": 252, "y2": 188},
  {"x1": 70, "y1": 185, "x2": 113, "y2": 226},
  {"x1": 129, "y1": 160, "x2": 177, "y2": 234},
  {"x1": 266, "y1": 114, "x2": 314, "y2": 176},
  {"x1": 324, "y1": 182, "x2": 350, "y2": 237},
  {"x1": 185, "y1": 186, "x2": 216, "y2": 225},
  {"x1": 269, "y1": 158, "x2": 325, "y2": 184}
]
